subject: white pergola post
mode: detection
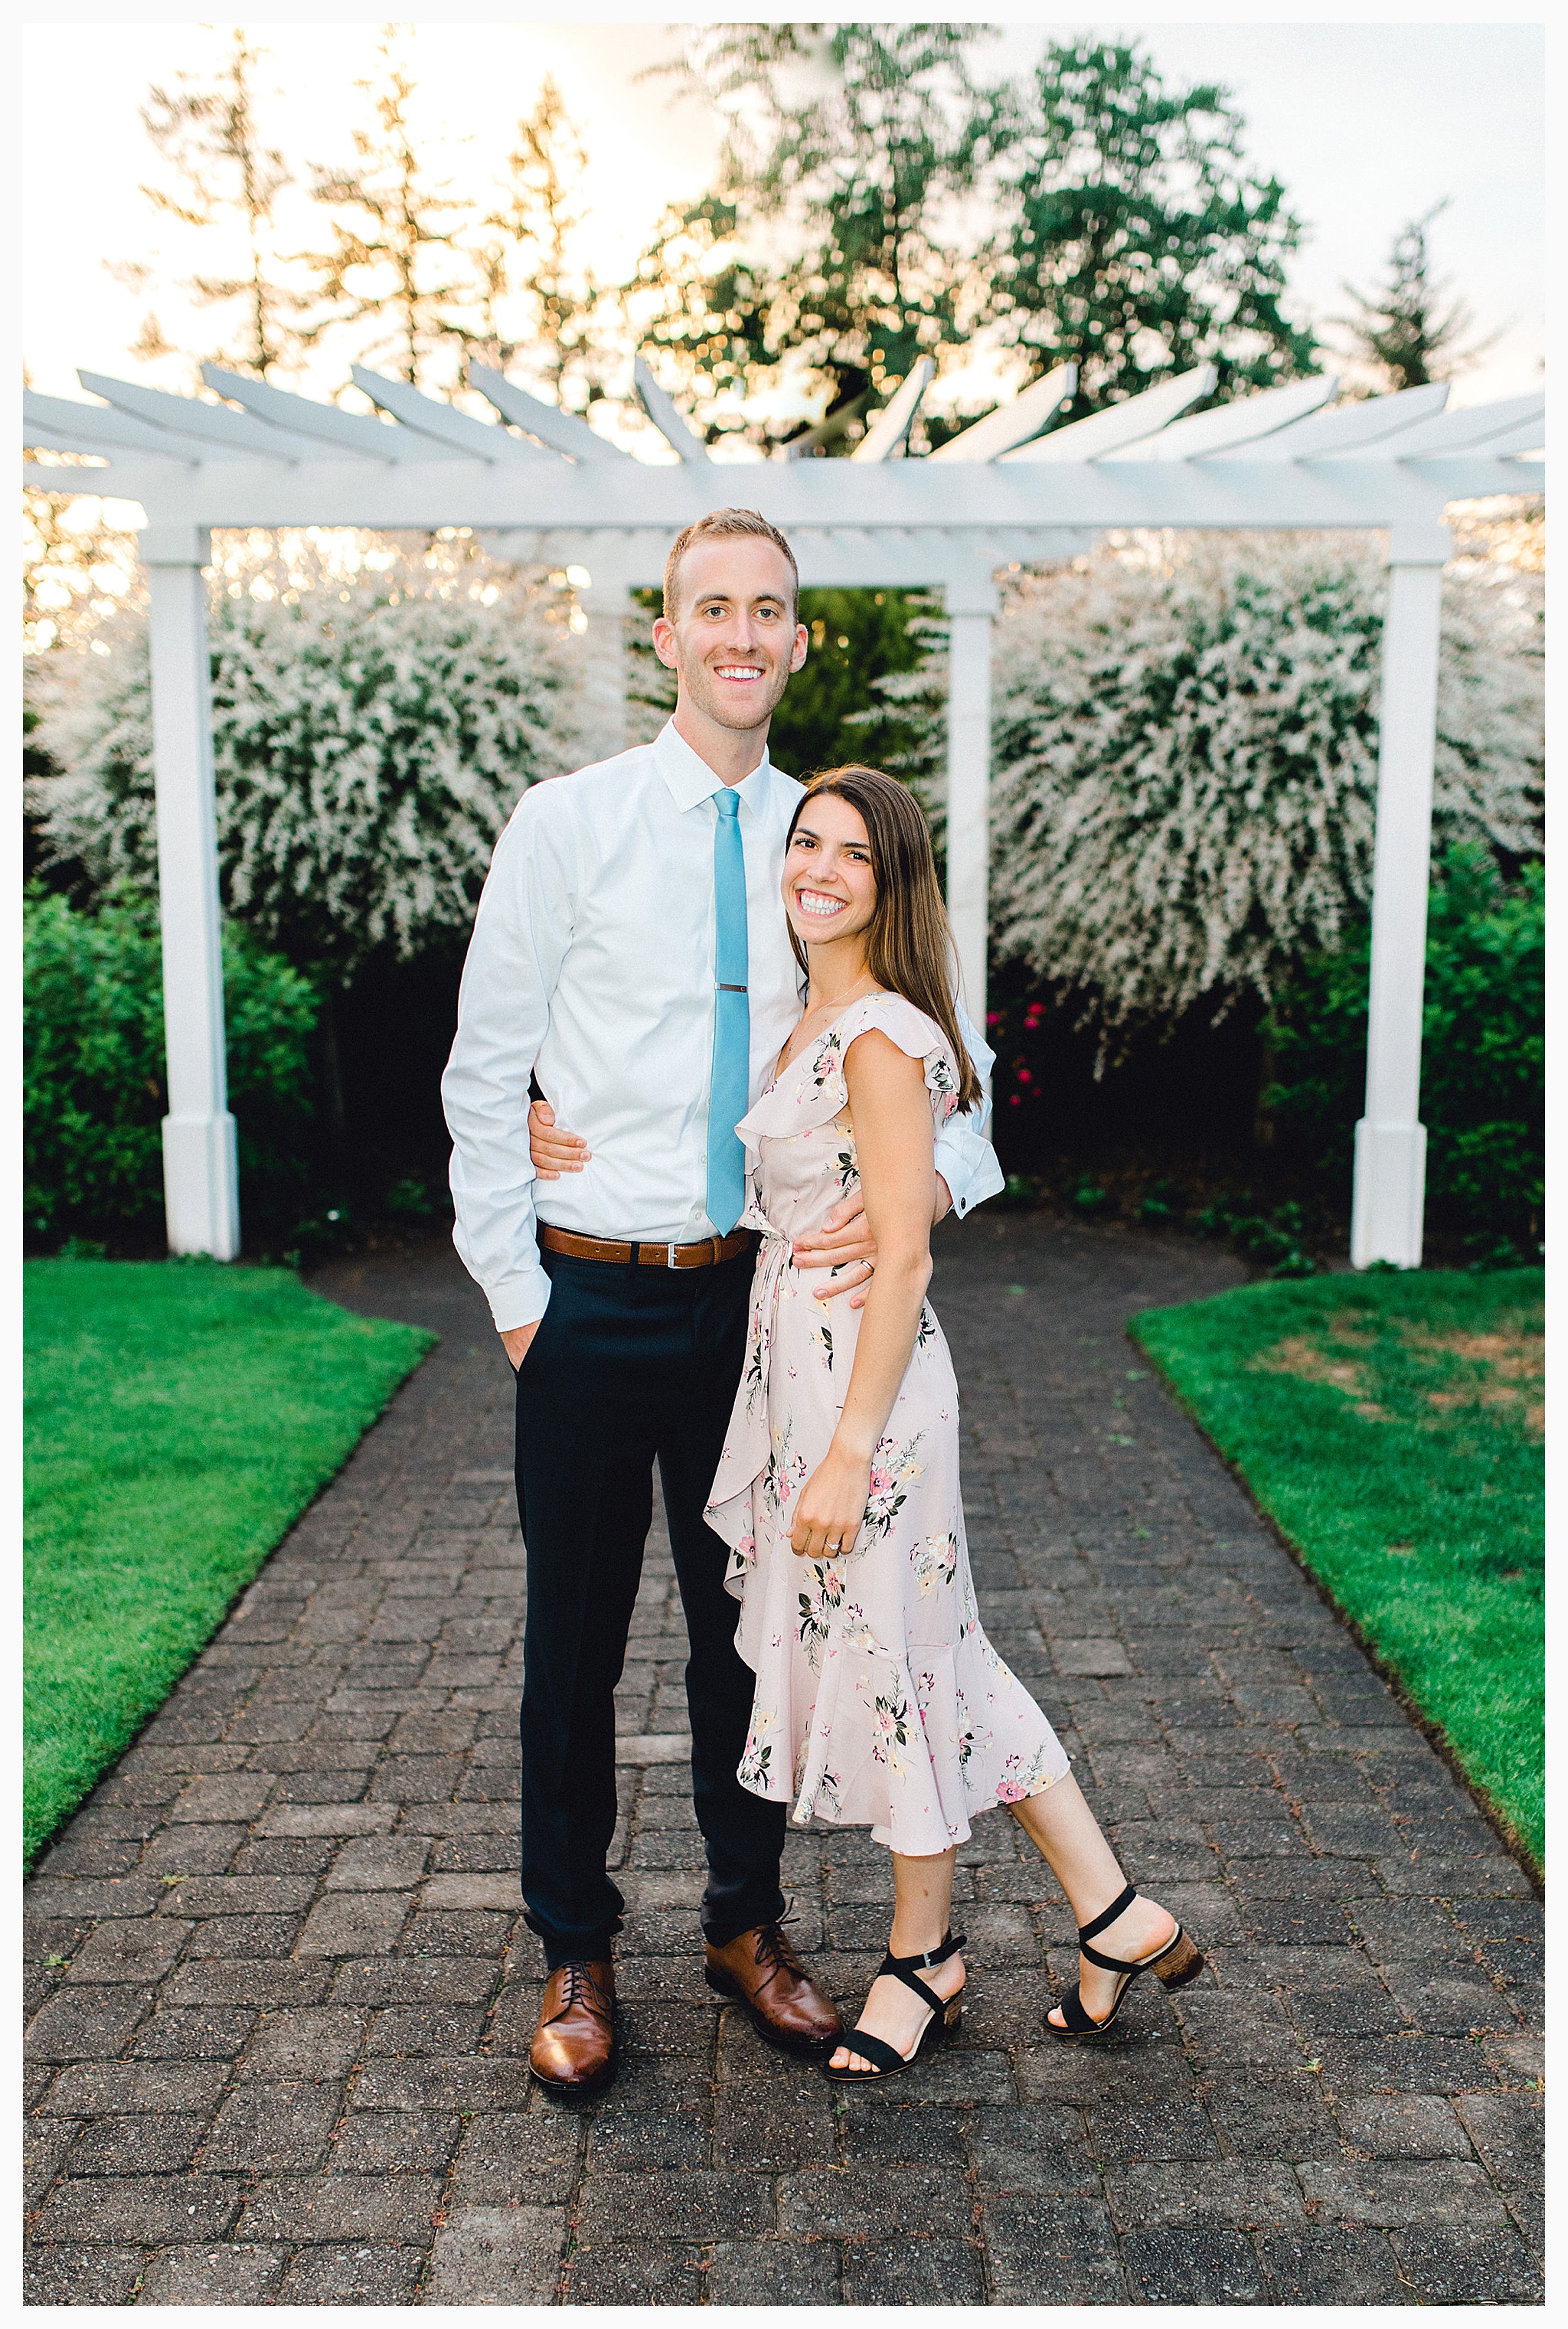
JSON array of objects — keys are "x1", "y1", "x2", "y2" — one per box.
[
  {"x1": 944, "y1": 574, "x2": 1000, "y2": 1023},
  {"x1": 143, "y1": 525, "x2": 240, "y2": 1259},
  {"x1": 1350, "y1": 522, "x2": 1451, "y2": 1270}
]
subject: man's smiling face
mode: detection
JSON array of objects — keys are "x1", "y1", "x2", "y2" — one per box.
[{"x1": 652, "y1": 536, "x2": 808, "y2": 737}]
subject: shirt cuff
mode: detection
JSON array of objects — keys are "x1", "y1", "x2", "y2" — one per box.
[
  {"x1": 479, "y1": 1259, "x2": 554, "y2": 1335},
  {"x1": 935, "y1": 1119, "x2": 1006, "y2": 1218}
]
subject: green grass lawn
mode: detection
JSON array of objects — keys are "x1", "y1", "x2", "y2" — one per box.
[
  {"x1": 1131, "y1": 1269, "x2": 1544, "y2": 1870},
  {"x1": 24, "y1": 1258, "x2": 435, "y2": 1867}
]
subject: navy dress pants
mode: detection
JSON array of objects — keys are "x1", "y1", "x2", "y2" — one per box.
[{"x1": 514, "y1": 1244, "x2": 787, "y2": 1968}]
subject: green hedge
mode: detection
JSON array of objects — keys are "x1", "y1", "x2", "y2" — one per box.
[
  {"x1": 1264, "y1": 845, "x2": 1544, "y2": 1257},
  {"x1": 24, "y1": 885, "x2": 319, "y2": 1249}
]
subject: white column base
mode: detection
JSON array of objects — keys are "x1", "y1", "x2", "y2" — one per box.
[
  {"x1": 1351, "y1": 1117, "x2": 1427, "y2": 1270},
  {"x1": 162, "y1": 1112, "x2": 241, "y2": 1260}
]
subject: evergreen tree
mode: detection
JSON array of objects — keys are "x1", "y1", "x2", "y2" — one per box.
[
  {"x1": 119, "y1": 26, "x2": 306, "y2": 380},
  {"x1": 298, "y1": 31, "x2": 478, "y2": 388},
  {"x1": 988, "y1": 39, "x2": 1317, "y2": 418},
  {"x1": 471, "y1": 77, "x2": 602, "y2": 407},
  {"x1": 1334, "y1": 201, "x2": 1496, "y2": 394},
  {"x1": 633, "y1": 23, "x2": 1003, "y2": 450}
]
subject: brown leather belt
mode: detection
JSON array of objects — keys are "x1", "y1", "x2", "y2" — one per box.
[{"x1": 539, "y1": 1225, "x2": 756, "y2": 1269}]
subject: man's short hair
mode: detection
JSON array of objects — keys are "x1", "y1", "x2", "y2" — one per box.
[{"x1": 662, "y1": 508, "x2": 800, "y2": 622}]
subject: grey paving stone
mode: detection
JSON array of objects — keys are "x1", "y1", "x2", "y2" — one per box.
[
  {"x1": 34, "y1": 2171, "x2": 239, "y2": 2244},
  {"x1": 25, "y1": 1984, "x2": 155, "y2": 2061},
  {"x1": 201, "y1": 2082, "x2": 343, "y2": 2172},
  {"x1": 1390, "y1": 2223, "x2": 1544, "y2": 2303},
  {"x1": 133, "y1": 2004, "x2": 257, "y2": 2058},
  {"x1": 562, "y1": 2236, "x2": 705, "y2": 2306},
  {"x1": 425, "y1": 2204, "x2": 566, "y2": 2304},
  {"x1": 1299, "y1": 2158, "x2": 1511, "y2": 2229},
  {"x1": 1333, "y1": 2091, "x2": 1472, "y2": 2158},
  {"x1": 22, "y1": 2242, "x2": 145, "y2": 2305},
  {"x1": 235, "y1": 2006, "x2": 366, "y2": 2080},
  {"x1": 712, "y1": 2099, "x2": 838, "y2": 2173},
  {"x1": 24, "y1": 2114, "x2": 81, "y2": 2209},
  {"x1": 237, "y1": 2171, "x2": 443, "y2": 2244},
  {"x1": 277, "y1": 2242, "x2": 427, "y2": 2305},
  {"x1": 1106, "y1": 2159, "x2": 1304, "y2": 2232},
  {"x1": 1455, "y1": 2088, "x2": 1544, "y2": 2191},
  {"x1": 1256, "y1": 2226, "x2": 1406, "y2": 2304},
  {"x1": 331, "y1": 2108, "x2": 460, "y2": 2175},
  {"x1": 135, "y1": 2242, "x2": 287, "y2": 2305},
  {"x1": 446, "y1": 2112, "x2": 583, "y2": 2207},
  {"x1": 296, "y1": 1888, "x2": 413, "y2": 1956},
  {"x1": 708, "y1": 2239, "x2": 842, "y2": 2305},
  {"x1": 68, "y1": 2113, "x2": 211, "y2": 2175},
  {"x1": 40, "y1": 2059, "x2": 230, "y2": 2116},
  {"x1": 982, "y1": 2193, "x2": 1125, "y2": 2303},
  {"x1": 579, "y1": 2167, "x2": 775, "y2": 2241},
  {"x1": 779, "y1": 2164, "x2": 970, "y2": 2239},
  {"x1": 1122, "y1": 2226, "x2": 1266, "y2": 2304},
  {"x1": 844, "y1": 2236, "x2": 987, "y2": 2303}
]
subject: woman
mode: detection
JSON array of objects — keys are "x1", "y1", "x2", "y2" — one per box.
[{"x1": 704, "y1": 768, "x2": 1203, "y2": 2079}]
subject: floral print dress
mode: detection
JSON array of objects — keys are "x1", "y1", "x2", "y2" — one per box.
[{"x1": 704, "y1": 991, "x2": 1070, "y2": 1856}]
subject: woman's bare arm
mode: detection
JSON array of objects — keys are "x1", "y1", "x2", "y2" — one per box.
[{"x1": 788, "y1": 1031, "x2": 935, "y2": 1560}]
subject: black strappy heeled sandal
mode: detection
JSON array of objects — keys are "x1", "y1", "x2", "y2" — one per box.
[
  {"x1": 1046, "y1": 1883, "x2": 1204, "y2": 2041},
  {"x1": 823, "y1": 1929, "x2": 967, "y2": 2083}
]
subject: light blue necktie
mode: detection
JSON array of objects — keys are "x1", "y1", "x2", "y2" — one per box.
[{"x1": 707, "y1": 786, "x2": 750, "y2": 1236}]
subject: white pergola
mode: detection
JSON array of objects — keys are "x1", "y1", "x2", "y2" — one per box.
[{"x1": 24, "y1": 358, "x2": 1543, "y2": 1271}]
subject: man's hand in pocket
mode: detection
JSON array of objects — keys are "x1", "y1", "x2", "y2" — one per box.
[{"x1": 501, "y1": 1321, "x2": 541, "y2": 1374}]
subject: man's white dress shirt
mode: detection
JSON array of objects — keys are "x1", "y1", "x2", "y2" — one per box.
[{"x1": 443, "y1": 719, "x2": 1005, "y2": 1331}]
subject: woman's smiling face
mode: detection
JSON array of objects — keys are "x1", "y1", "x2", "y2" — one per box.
[{"x1": 782, "y1": 792, "x2": 878, "y2": 949}]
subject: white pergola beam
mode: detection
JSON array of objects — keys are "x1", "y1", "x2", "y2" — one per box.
[
  {"x1": 350, "y1": 367, "x2": 561, "y2": 462},
  {"x1": 1344, "y1": 390, "x2": 1544, "y2": 462},
  {"x1": 1001, "y1": 366, "x2": 1217, "y2": 462},
  {"x1": 77, "y1": 370, "x2": 312, "y2": 459},
  {"x1": 24, "y1": 390, "x2": 208, "y2": 463},
  {"x1": 468, "y1": 363, "x2": 632, "y2": 462},
  {"x1": 632, "y1": 356, "x2": 711, "y2": 463},
  {"x1": 1239, "y1": 382, "x2": 1449, "y2": 462},
  {"x1": 23, "y1": 445, "x2": 1542, "y2": 531},
  {"x1": 201, "y1": 364, "x2": 445, "y2": 461},
  {"x1": 1106, "y1": 372, "x2": 1338, "y2": 462},
  {"x1": 851, "y1": 359, "x2": 935, "y2": 462},
  {"x1": 929, "y1": 364, "x2": 1077, "y2": 463}
]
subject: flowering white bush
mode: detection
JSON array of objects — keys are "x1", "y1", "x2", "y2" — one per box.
[
  {"x1": 29, "y1": 534, "x2": 580, "y2": 974},
  {"x1": 874, "y1": 530, "x2": 1543, "y2": 1034}
]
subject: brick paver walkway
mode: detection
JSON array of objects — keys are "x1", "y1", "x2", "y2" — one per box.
[{"x1": 24, "y1": 1217, "x2": 1543, "y2": 2305}]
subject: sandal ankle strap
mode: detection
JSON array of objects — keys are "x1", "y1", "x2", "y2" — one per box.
[
  {"x1": 881, "y1": 1929, "x2": 966, "y2": 1975},
  {"x1": 1076, "y1": 1884, "x2": 1136, "y2": 1946}
]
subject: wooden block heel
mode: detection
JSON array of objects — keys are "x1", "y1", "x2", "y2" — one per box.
[
  {"x1": 1045, "y1": 1884, "x2": 1204, "y2": 2041},
  {"x1": 1153, "y1": 1930, "x2": 1204, "y2": 1989}
]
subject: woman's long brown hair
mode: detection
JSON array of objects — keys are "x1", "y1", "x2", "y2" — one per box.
[{"x1": 784, "y1": 765, "x2": 982, "y2": 1112}]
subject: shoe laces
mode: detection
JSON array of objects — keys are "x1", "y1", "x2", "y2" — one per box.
[
  {"x1": 553, "y1": 1958, "x2": 609, "y2": 2016},
  {"x1": 752, "y1": 1919, "x2": 807, "y2": 1983}
]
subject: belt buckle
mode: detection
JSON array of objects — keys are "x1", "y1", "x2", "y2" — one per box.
[{"x1": 664, "y1": 1241, "x2": 682, "y2": 1269}]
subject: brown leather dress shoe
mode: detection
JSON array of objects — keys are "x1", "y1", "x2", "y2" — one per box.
[
  {"x1": 530, "y1": 1958, "x2": 616, "y2": 2092},
  {"x1": 704, "y1": 1922, "x2": 842, "y2": 2052}
]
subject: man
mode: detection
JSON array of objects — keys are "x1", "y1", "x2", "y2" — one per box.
[{"x1": 442, "y1": 508, "x2": 1002, "y2": 2093}]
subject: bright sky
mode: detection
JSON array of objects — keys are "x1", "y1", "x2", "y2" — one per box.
[{"x1": 21, "y1": 15, "x2": 1544, "y2": 416}]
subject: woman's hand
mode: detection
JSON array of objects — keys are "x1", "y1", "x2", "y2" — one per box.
[
  {"x1": 528, "y1": 1099, "x2": 590, "y2": 1179},
  {"x1": 789, "y1": 1443, "x2": 871, "y2": 1561}
]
